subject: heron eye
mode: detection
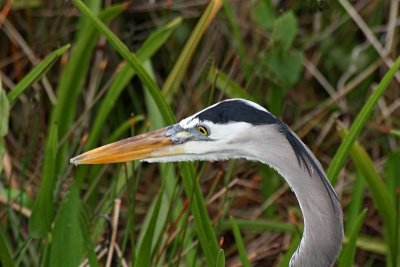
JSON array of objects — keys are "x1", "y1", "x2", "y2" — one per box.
[{"x1": 196, "y1": 125, "x2": 209, "y2": 136}]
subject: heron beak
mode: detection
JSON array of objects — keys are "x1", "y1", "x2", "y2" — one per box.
[{"x1": 70, "y1": 126, "x2": 185, "y2": 165}]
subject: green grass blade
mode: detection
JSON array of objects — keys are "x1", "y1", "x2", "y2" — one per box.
[
  {"x1": 341, "y1": 127, "x2": 396, "y2": 265},
  {"x1": 7, "y1": 45, "x2": 70, "y2": 105},
  {"x1": 81, "y1": 242, "x2": 99, "y2": 267},
  {"x1": 162, "y1": 0, "x2": 222, "y2": 100},
  {"x1": 75, "y1": 17, "x2": 182, "y2": 187},
  {"x1": 0, "y1": 84, "x2": 9, "y2": 174},
  {"x1": 222, "y1": 1, "x2": 246, "y2": 69},
  {"x1": 144, "y1": 62, "x2": 197, "y2": 265},
  {"x1": 0, "y1": 226, "x2": 15, "y2": 267},
  {"x1": 48, "y1": 5, "x2": 125, "y2": 193},
  {"x1": 49, "y1": 185, "x2": 85, "y2": 267},
  {"x1": 355, "y1": 235, "x2": 387, "y2": 255},
  {"x1": 215, "y1": 249, "x2": 225, "y2": 267},
  {"x1": 222, "y1": 0, "x2": 257, "y2": 80},
  {"x1": 39, "y1": 242, "x2": 51, "y2": 267},
  {"x1": 28, "y1": 124, "x2": 58, "y2": 238},
  {"x1": 48, "y1": 5, "x2": 123, "y2": 191},
  {"x1": 80, "y1": 209, "x2": 99, "y2": 267},
  {"x1": 385, "y1": 151, "x2": 400, "y2": 266},
  {"x1": 338, "y1": 209, "x2": 367, "y2": 267},
  {"x1": 179, "y1": 163, "x2": 219, "y2": 266},
  {"x1": 139, "y1": 17, "x2": 182, "y2": 61},
  {"x1": 142, "y1": 62, "x2": 185, "y2": 261},
  {"x1": 72, "y1": 0, "x2": 175, "y2": 124},
  {"x1": 327, "y1": 56, "x2": 400, "y2": 184},
  {"x1": 133, "y1": 62, "x2": 172, "y2": 261},
  {"x1": 347, "y1": 138, "x2": 395, "y2": 230},
  {"x1": 74, "y1": 0, "x2": 102, "y2": 39},
  {"x1": 0, "y1": 83, "x2": 10, "y2": 137},
  {"x1": 345, "y1": 170, "x2": 365, "y2": 234},
  {"x1": 84, "y1": 17, "x2": 182, "y2": 151},
  {"x1": 0, "y1": 139, "x2": 4, "y2": 175},
  {"x1": 208, "y1": 67, "x2": 254, "y2": 100},
  {"x1": 390, "y1": 129, "x2": 400, "y2": 137},
  {"x1": 385, "y1": 151, "x2": 400, "y2": 202},
  {"x1": 51, "y1": 4, "x2": 124, "y2": 139},
  {"x1": 230, "y1": 217, "x2": 251, "y2": 267},
  {"x1": 134, "y1": 184, "x2": 164, "y2": 267},
  {"x1": 72, "y1": 2, "x2": 220, "y2": 265}
]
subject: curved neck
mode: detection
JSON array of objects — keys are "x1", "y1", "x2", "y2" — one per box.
[
  {"x1": 245, "y1": 125, "x2": 343, "y2": 267},
  {"x1": 280, "y1": 167, "x2": 343, "y2": 267}
]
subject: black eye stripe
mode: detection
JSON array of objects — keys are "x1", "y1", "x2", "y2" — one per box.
[{"x1": 195, "y1": 100, "x2": 278, "y2": 125}]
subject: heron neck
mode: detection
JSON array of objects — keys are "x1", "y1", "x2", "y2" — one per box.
[
  {"x1": 281, "y1": 168, "x2": 343, "y2": 267},
  {"x1": 246, "y1": 126, "x2": 343, "y2": 267}
]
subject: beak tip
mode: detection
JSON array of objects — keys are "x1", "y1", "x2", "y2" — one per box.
[{"x1": 70, "y1": 157, "x2": 79, "y2": 166}]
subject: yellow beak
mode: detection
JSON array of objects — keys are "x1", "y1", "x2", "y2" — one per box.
[{"x1": 70, "y1": 127, "x2": 182, "y2": 165}]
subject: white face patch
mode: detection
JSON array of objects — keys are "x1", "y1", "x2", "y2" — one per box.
[
  {"x1": 174, "y1": 98, "x2": 278, "y2": 160},
  {"x1": 140, "y1": 121, "x2": 254, "y2": 163},
  {"x1": 205, "y1": 121, "x2": 252, "y2": 140}
]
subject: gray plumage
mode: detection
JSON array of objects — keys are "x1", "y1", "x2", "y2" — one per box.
[
  {"x1": 70, "y1": 98, "x2": 344, "y2": 266},
  {"x1": 180, "y1": 99, "x2": 344, "y2": 266}
]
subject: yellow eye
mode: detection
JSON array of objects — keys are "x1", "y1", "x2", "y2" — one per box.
[{"x1": 196, "y1": 125, "x2": 209, "y2": 136}]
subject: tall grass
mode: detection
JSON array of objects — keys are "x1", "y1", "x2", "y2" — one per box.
[{"x1": 1, "y1": 1, "x2": 399, "y2": 266}]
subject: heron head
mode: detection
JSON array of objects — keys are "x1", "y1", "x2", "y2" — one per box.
[{"x1": 70, "y1": 98, "x2": 280, "y2": 165}]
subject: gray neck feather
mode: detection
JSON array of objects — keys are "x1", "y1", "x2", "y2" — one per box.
[{"x1": 243, "y1": 125, "x2": 343, "y2": 267}]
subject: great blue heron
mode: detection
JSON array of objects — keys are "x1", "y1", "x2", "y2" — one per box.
[{"x1": 71, "y1": 98, "x2": 343, "y2": 267}]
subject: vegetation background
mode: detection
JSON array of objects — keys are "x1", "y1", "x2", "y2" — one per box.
[{"x1": 0, "y1": 0, "x2": 399, "y2": 266}]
